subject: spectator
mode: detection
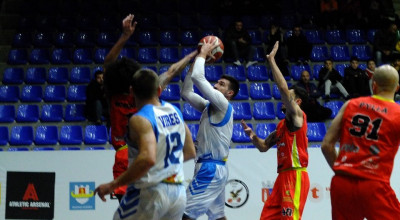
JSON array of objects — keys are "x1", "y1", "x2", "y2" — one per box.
[
  {"x1": 296, "y1": 70, "x2": 332, "y2": 122},
  {"x1": 318, "y1": 59, "x2": 350, "y2": 100},
  {"x1": 365, "y1": 59, "x2": 376, "y2": 94},
  {"x1": 85, "y1": 70, "x2": 108, "y2": 125},
  {"x1": 224, "y1": 20, "x2": 258, "y2": 68},
  {"x1": 373, "y1": 22, "x2": 398, "y2": 65},
  {"x1": 266, "y1": 22, "x2": 289, "y2": 76},
  {"x1": 343, "y1": 56, "x2": 370, "y2": 98},
  {"x1": 286, "y1": 25, "x2": 312, "y2": 65}
]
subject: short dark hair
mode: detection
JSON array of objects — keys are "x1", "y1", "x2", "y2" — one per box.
[
  {"x1": 94, "y1": 70, "x2": 103, "y2": 77},
  {"x1": 130, "y1": 69, "x2": 159, "y2": 100},
  {"x1": 290, "y1": 85, "x2": 309, "y2": 103},
  {"x1": 221, "y1": 74, "x2": 239, "y2": 99},
  {"x1": 104, "y1": 57, "x2": 141, "y2": 96},
  {"x1": 350, "y1": 56, "x2": 359, "y2": 62}
]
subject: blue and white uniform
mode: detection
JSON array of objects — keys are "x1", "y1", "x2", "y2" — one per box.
[
  {"x1": 114, "y1": 101, "x2": 187, "y2": 220},
  {"x1": 181, "y1": 57, "x2": 234, "y2": 220}
]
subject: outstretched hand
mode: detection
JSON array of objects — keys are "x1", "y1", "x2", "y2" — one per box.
[
  {"x1": 122, "y1": 14, "x2": 137, "y2": 38},
  {"x1": 94, "y1": 182, "x2": 114, "y2": 202},
  {"x1": 199, "y1": 37, "x2": 219, "y2": 60},
  {"x1": 266, "y1": 41, "x2": 279, "y2": 61},
  {"x1": 241, "y1": 119, "x2": 255, "y2": 140}
]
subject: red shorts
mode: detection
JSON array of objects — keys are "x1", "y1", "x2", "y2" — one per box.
[
  {"x1": 113, "y1": 146, "x2": 128, "y2": 195},
  {"x1": 331, "y1": 174, "x2": 400, "y2": 220},
  {"x1": 261, "y1": 169, "x2": 309, "y2": 220}
]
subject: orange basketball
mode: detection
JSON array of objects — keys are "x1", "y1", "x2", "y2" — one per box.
[{"x1": 197, "y1": 35, "x2": 224, "y2": 63}]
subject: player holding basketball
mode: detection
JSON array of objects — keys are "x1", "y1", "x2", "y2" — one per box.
[
  {"x1": 241, "y1": 41, "x2": 310, "y2": 220},
  {"x1": 321, "y1": 64, "x2": 400, "y2": 219},
  {"x1": 95, "y1": 69, "x2": 196, "y2": 220},
  {"x1": 181, "y1": 37, "x2": 239, "y2": 220},
  {"x1": 104, "y1": 14, "x2": 197, "y2": 202}
]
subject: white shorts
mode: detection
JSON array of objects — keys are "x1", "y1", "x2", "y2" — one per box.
[
  {"x1": 114, "y1": 183, "x2": 186, "y2": 220},
  {"x1": 184, "y1": 160, "x2": 228, "y2": 220}
]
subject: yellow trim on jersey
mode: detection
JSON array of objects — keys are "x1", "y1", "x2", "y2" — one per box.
[
  {"x1": 291, "y1": 134, "x2": 301, "y2": 168},
  {"x1": 116, "y1": 145, "x2": 128, "y2": 151},
  {"x1": 372, "y1": 95, "x2": 394, "y2": 102},
  {"x1": 293, "y1": 170, "x2": 302, "y2": 220}
]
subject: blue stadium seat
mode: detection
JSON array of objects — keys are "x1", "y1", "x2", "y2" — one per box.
[
  {"x1": 324, "y1": 100, "x2": 344, "y2": 118},
  {"x1": 242, "y1": 15, "x2": 259, "y2": 29},
  {"x1": 225, "y1": 65, "x2": 246, "y2": 81},
  {"x1": 346, "y1": 29, "x2": 366, "y2": 44},
  {"x1": 180, "y1": 14, "x2": 198, "y2": 29},
  {"x1": 313, "y1": 64, "x2": 324, "y2": 79},
  {"x1": 248, "y1": 30, "x2": 262, "y2": 45},
  {"x1": 255, "y1": 123, "x2": 277, "y2": 139},
  {"x1": 253, "y1": 47, "x2": 266, "y2": 62},
  {"x1": 43, "y1": 85, "x2": 66, "y2": 102},
  {"x1": 29, "y1": 48, "x2": 50, "y2": 64},
  {"x1": 51, "y1": 48, "x2": 72, "y2": 64},
  {"x1": 181, "y1": 30, "x2": 199, "y2": 45},
  {"x1": 12, "y1": 32, "x2": 32, "y2": 48},
  {"x1": 41, "y1": 104, "x2": 63, "y2": 122},
  {"x1": 70, "y1": 67, "x2": 91, "y2": 84},
  {"x1": 159, "y1": 47, "x2": 179, "y2": 63},
  {"x1": 160, "y1": 84, "x2": 180, "y2": 101},
  {"x1": 159, "y1": 66, "x2": 180, "y2": 82},
  {"x1": 205, "y1": 65, "x2": 223, "y2": 81},
  {"x1": 75, "y1": 32, "x2": 95, "y2": 47},
  {"x1": 57, "y1": 16, "x2": 75, "y2": 31},
  {"x1": 137, "y1": 48, "x2": 158, "y2": 63},
  {"x1": 20, "y1": 85, "x2": 42, "y2": 102},
  {"x1": 352, "y1": 45, "x2": 372, "y2": 61},
  {"x1": 25, "y1": 67, "x2": 46, "y2": 84},
  {"x1": 0, "y1": 126, "x2": 8, "y2": 145},
  {"x1": 33, "y1": 147, "x2": 55, "y2": 151},
  {"x1": 32, "y1": 32, "x2": 52, "y2": 48},
  {"x1": 35, "y1": 125, "x2": 58, "y2": 145},
  {"x1": 8, "y1": 147, "x2": 29, "y2": 151},
  {"x1": 67, "y1": 85, "x2": 87, "y2": 102},
  {"x1": 304, "y1": 29, "x2": 325, "y2": 44},
  {"x1": 160, "y1": 31, "x2": 179, "y2": 46},
  {"x1": 0, "y1": 105, "x2": 15, "y2": 123},
  {"x1": 97, "y1": 32, "x2": 117, "y2": 47},
  {"x1": 359, "y1": 63, "x2": 367, "y2": 70},
  {"x1": 280, "y1": 14, "x2": 295, "y2": 29},
  {"x1": 199, "y1": 15, "x2": 219, "y2": 29},
  {"x1": 10, "y1": 126, "x2": 33, "y2": 145},
  {"x1": 159, "y1": 14, "x2": 179, "y2": 30},
  {"x1": 8, "y1": 49, "x2": 28, "y2": 65},
  {"x1": 232, "y1": 123, "x2": 252, "y2": 143},
  {"x1": 85, "y1": 146, "x2": 106, "y2": 150},
  {"x1": 310, "y1": 45, "x2": 329, "y2": 62},
  {"x1": 276, "y1": 102, "x2": 285, "y2": 119},
  {"x1": 3, "y1": 67, "x2": 24, "y2": 84},
  {"x1": 118, "y1": 48, "x2": 136, "y2": 60},
  {"x1": 94, "y1": 48, "x2": 109, "y2": 64},
  {"x1": 48, "y1": 67, "x2": 68, "y2": 84},
  {"x1": 291, "y1": 65, "x2": 312, "y2": 81},
  {"x1": 98, "y1": 16, "x2": 118, "y2": 31},
  {"x1": 253, "y1": 102, "x2": 275, "y2": 120},
  {"x1": 60, "y1": 125, "x2": 83, "y2": 145},
  {"x1": 84, "y1": 125, "x2": 108, "y2": 144},
  {"x1": 73, "y1": 48, "x2": 93, "y2": 64},
  {"x1": 16, "y1": 104, "x2": 39, "y2": 122},
  {"x1": 182, "y1": 103, "x2": 201, "y2": 121},
  {"x1": 335, "y1": 64, "x2": 349, "y2": 77},
  {"x1": 234, "y1": 83, "x2": 249, "y2": 100},
  {"x1": 181, "y1": 47, "x2": 196, "y2": 59},
  {"x1": 36, "y1": 16, "x2": 56, "y2": 31},
  {"x1": 220, "y1": 15, "x2": 234, "y2": 29},
  {"x1": 367, "y1": 29, "x2": 376, "y2": 43},
  {"x1": 331, "y1": 45, "x2": 350, "y2": 62},
  {"x1": 200, "y1": 30, "x2": 219, "y2": 38},
  {"x1": 18, "y1": 17, "x2": 34, "y2": 32},
  {"x1": 247, "y1": 65, "x2": 269, "y2": 81},
  {"x1": 250, "y1": 83, "x2": 272, "y2": 100},
  {"x1": 272, "y1": 83, "x2": 292, "y2": 100},
  {"x1": 138, "y1": 31, "x2": 158, "y2": 46},
  {"x1": 65, "y1": 104, "x2": 86, "y2": 121},
  {"x1": 136, "y1": 15, "x2": 158, "y2": 29},
  {"x1": 232, "y1": 102, "x2": 252, "y2": 120},
  {"x1": 307, "y1": 122, "x2": 327, "y2": 142},
  {"x1": 234, "y1": 145, "x2": 255, "y2": 149},
  {"x1": 60, "y1": 147, "x2": 81, "y2": 151},
  {"x1": 54, "y1": 32, "x2": 74, "y2": 47},
  {"x1": 0, "y1": 85, "x2": 19, "y2": 102},
  {"x1": 187, "y1": 124, "x2": 199, "y2": 141},
  {"x1": 325, "y1": 30, "x2": 346, "y2": 44}
]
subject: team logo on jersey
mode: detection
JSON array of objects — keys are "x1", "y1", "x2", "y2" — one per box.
[
  {"x1": 261, "y1": 180, "x2": 274, "y2": 203},
  {"x1": 225, "y1": 179, "x2": 249, "y2": 208},
  {"x1": 70, "y1": 182, "x2": 95, "y2": 210}
]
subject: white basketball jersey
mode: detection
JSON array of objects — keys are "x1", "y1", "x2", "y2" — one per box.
[{"x1": 126, "y1": 101, "x2": 186, "y2": 188}]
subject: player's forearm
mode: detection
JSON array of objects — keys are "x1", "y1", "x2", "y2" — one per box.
[
  {"x1": 321, "y1": 143, "x2": 337, "y2": 169},
  {"x1": 113, "y1": 155, "x2": 155, "y2": 187},
  {"x1": 181, "y1": 67, "x2": 207, "y2": 111},
  {"x1": 268, "y1": 57, "x2": 289, "y2": 93},
  {"x1": 252, "y1": 135, "x2": 271, "y2": 152},
  {"x1": 104, "y1": 34, "x2": 131, "y2": 65}
]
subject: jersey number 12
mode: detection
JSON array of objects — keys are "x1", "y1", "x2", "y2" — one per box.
[{"x1": 164, "y1": 132, "x2": 183, "y2": 168}]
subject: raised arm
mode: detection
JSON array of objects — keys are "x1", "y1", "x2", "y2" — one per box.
[
  {"x1": 321, "y1": 101, "x2": 348, "y2": 169},
  {"x1": 183, "y1": 123, "x2": 196, "y2": 161},
  {"x1": 241, "y1": 120, "x2": 277, "y2": 152},
  {"x1": 267, "y1": 41, "x2": 303, "y2": 127},
  {"x1": 104, "y1": 14, "x2": 137, "y2": 66},
  {"x1": 159, "y1": 50, "x2": 198, "y2": 91},
  {"x1": 181, "y1": 63, "x2": 209, "y2": 112}
]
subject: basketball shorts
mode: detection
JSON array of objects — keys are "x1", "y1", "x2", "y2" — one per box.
[
  {"x1": 261, "y1": 168, "x2": 309, "y2": 220},
  {"x1": 113, "y1": 146, "x2": 128, "y2": 196},
  {"x1": 331, "y1": 174, "x2": 400, "y2": 220},
  {"x1": 114, "y1": 183, "x2": 186, "y2": 220},
  {"x1": 184, "y1": 160, "x2": 228, "y2": 220}
]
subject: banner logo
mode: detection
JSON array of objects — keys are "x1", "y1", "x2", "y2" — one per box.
[
  {"x1": 70, "y1": 182, "x2": 95, "y2": 210},
  {"x1": 225, "y1": 179, "x2": 249, "y2": 208},
  {"x1": 309, "y1": 183, "x2": 324, "y2": 203},
  {"x1": 6, "y1": 171, "x2": 55, "y2": 219}
]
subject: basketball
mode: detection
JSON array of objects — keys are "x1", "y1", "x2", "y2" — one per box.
[{"x1": 197, "y1": 35, "x2": 224, "y2": 63}]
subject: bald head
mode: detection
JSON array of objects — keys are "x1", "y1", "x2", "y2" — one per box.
[{"x1": 373, "y1": 64, "x2": 399, "y2": 93}]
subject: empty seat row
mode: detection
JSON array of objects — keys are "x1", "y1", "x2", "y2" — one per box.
[
  {"x1": 284, "y1": 29, "x2": 376, "y2": 45},
  {"x1": 0, "y1": 85, "x2": 87, "y2": 102},
  {"x1": 0, "y1": 104, "x2": 86, "y2": 122},
  {"x1": 0, "y1": 125, "x2": 108, "y2": 146},
  {"x1": 310, "y1": 45, "x2": 372, "y2": 62}
]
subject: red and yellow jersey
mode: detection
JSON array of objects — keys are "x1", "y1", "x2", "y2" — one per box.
[
  {"x1": 334, "y1": 96, "x2": 400, "y2": 182},
  {"x1": 276, "y1": 112, "x2": 309, "y2": 173},
  {"x1": 109, "y1": 93, "x2": 137, "y2": 149}
]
